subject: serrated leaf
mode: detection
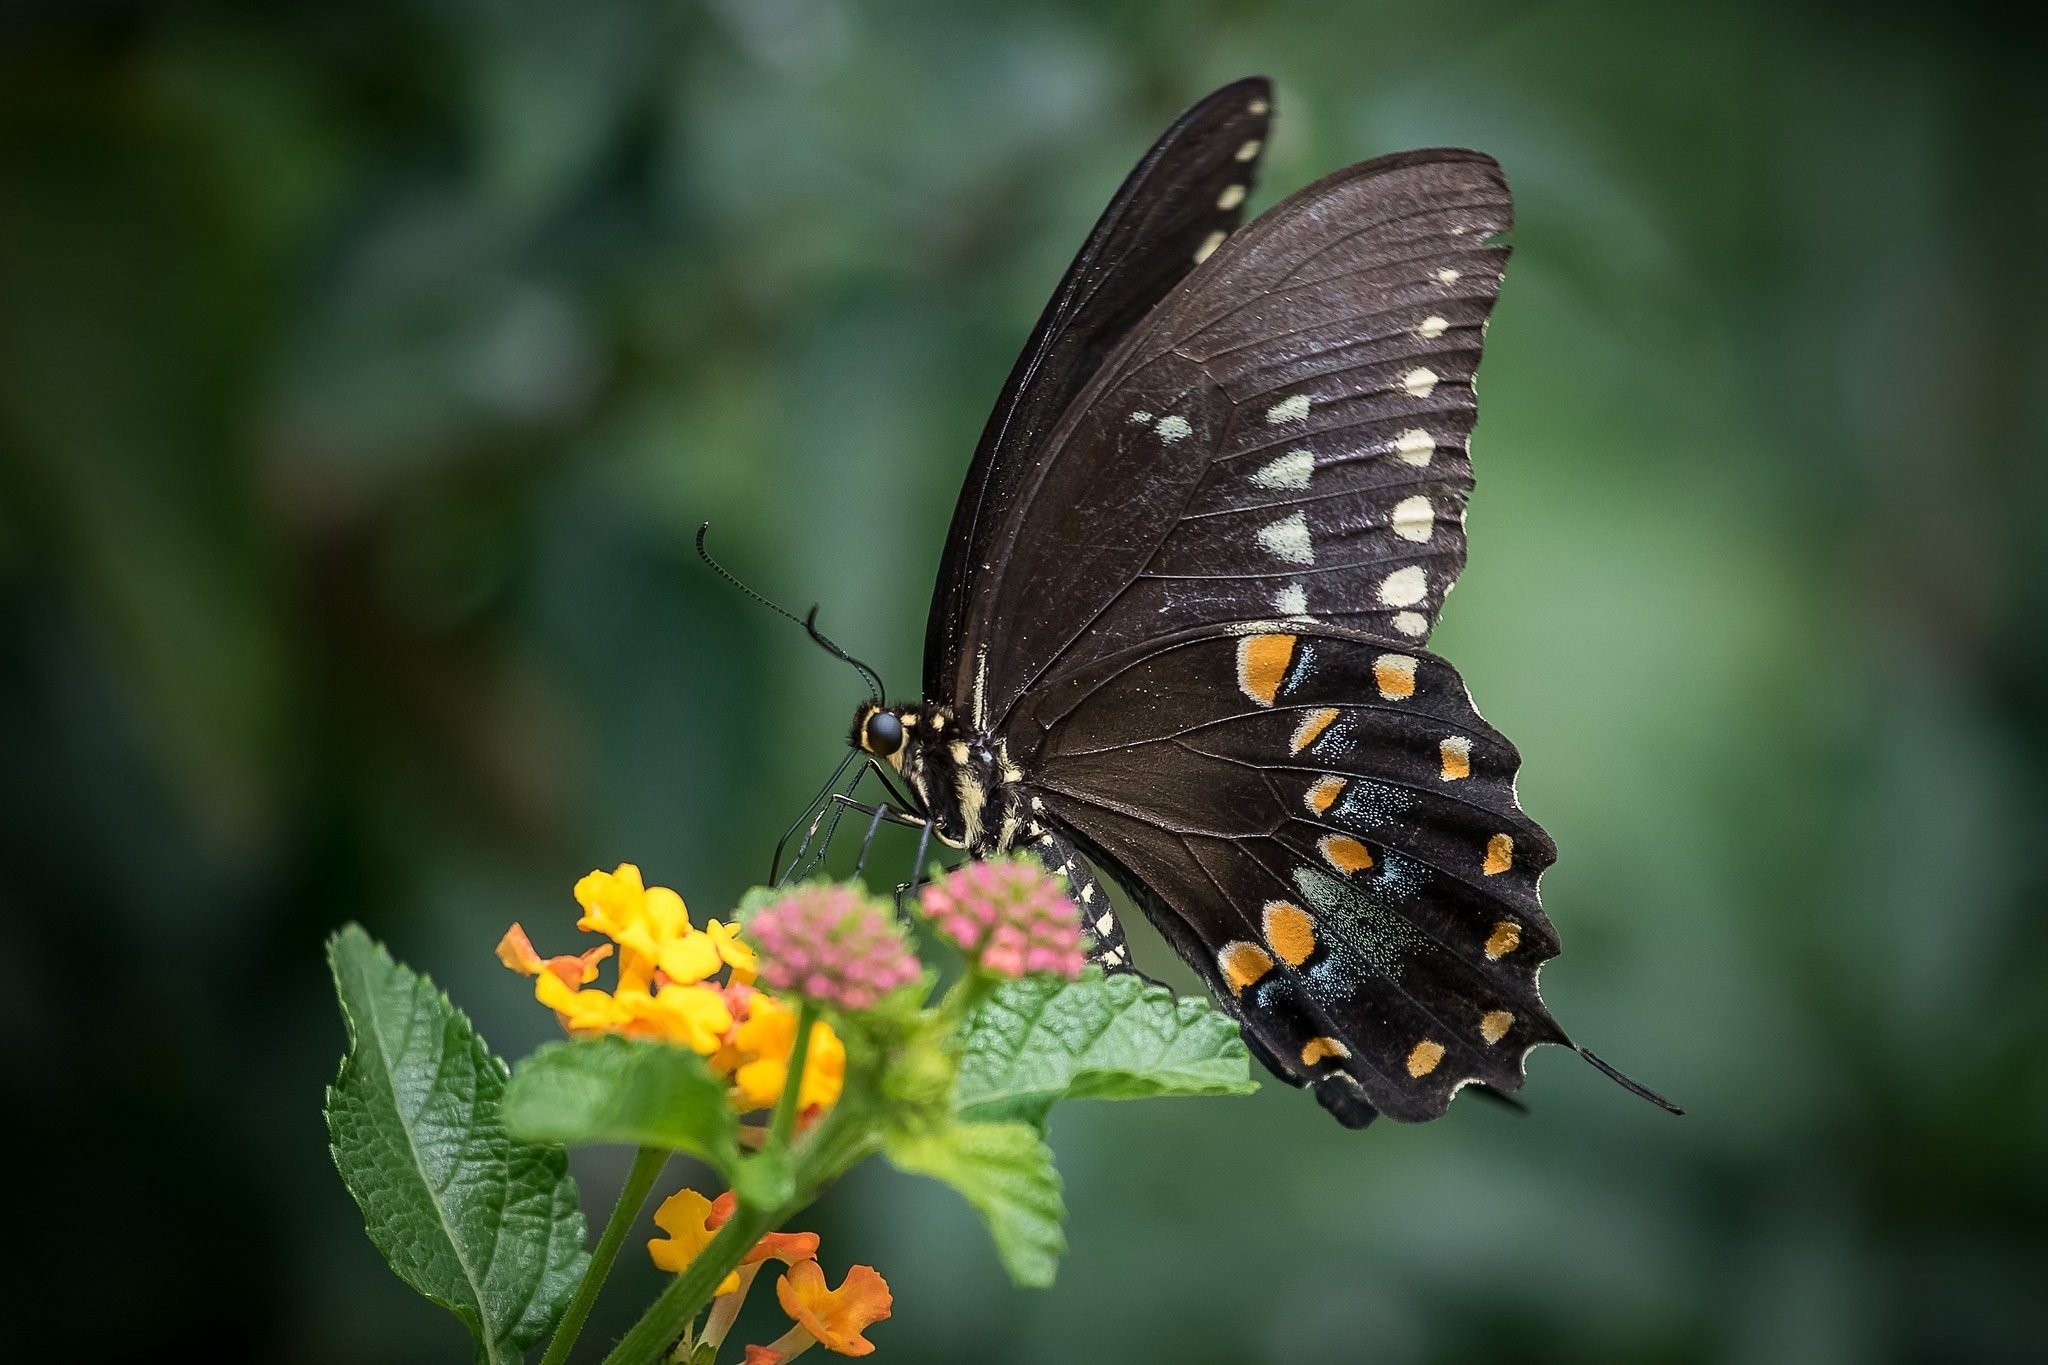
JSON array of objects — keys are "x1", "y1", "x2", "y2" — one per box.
[
  {"x1": 325, "y1": 926, "x2": 587, "y2": 1365},
  {"x1": 953, "y1": 970, "x2": 1259, "y2": 1126},
  {"x1": 502, "y1": 1035, "x2": 742, "y2": 1173},
  {"x1": 886, "y1": 1120, "x2": 1065, "y2": 1288}
]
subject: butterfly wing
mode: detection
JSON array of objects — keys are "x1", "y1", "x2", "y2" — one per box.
[
  {"x1": 958, "y1": 149, "x2": 1511, "y2": 732},
  {"x1": 1008, "y1": 625, "x2": 1565, "y2": 1125},
  {"x1": 925, "y1": 77, "x2": 1274, "y2": 703}
]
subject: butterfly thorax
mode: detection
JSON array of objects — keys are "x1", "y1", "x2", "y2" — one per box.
[{"x1": 851, "y1": 701, "x2": 1030, "y2": 851}]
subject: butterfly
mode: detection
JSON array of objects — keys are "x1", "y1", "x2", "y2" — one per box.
[{"x1": 822, "y1": 77, "x2": 1675, "y2": 1127}]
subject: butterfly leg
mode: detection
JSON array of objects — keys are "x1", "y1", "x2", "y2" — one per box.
[{"x1": 1026, "y1": 830, "x2": 1134, "y2": 974}]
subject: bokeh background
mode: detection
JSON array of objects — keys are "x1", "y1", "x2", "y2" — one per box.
[{"x1": 4, "y1": 1, "x2": 2042, "y2": 1360}]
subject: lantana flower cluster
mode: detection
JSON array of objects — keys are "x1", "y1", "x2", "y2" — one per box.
[
  {"x1": 499, "y1": 864, "x2": 845, "y2": 1116},
  {"x1": 919, "y1": 855, "x2": 1088, "y2": 979},
  {"x1": 749, "y1": 883, "x2": 924, "y2": 1010},
  {"x1": 650, "y1": 1188, "x2": 890, "y2": 1361}
]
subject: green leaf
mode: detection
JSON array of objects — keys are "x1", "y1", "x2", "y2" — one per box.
[
  {"x1": 885, "y1": 1120, "x2": 1066, "y2": 1288},
  {"x1": 324, "y1": 926, "x2": 587, "y2": 1365},
  {"x1": 952, "y1": 970, "x2": 1259, "y2": 1126},
  {"x1": 502, "y1": 1035, "x2": 742, "y2": 1173}
]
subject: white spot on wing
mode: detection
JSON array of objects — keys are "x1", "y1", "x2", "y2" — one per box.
[
  {"x1": 1391, "y1": 495, "x2": 1435, "y2": 542},
  {"x1": 1417, "y1": 315, "x2": 1449, "y2": 339},
  {"x1": 1129, "y1": 410, "x2": 1153, "y2": 425},
  {"x1": 1265, "y1": 393, "x2": 1311, "y2": 424},
  {"x1": 1403, "y1": 367, "x2": 1439, "y2": 398},
  {"x1": 1392, "y1": 610, "x2": 1428, "y2": 637},
  {"x1": 1273, "y1": 582, "x2": 1308, "y2": 617},
  {"x1": 1378, "y1": 565, "x2": 1427, "y2": 606},
  {"x1": 1154, "y1": 414, "x2": 1192, "y2": 442},
  {"x1": 1435, "y1": 267, "x2": 1461, "y2": 284},
  {"x1": 1392, "y1": 428, "x2": 1435, "y2": 466},
  {"x1": 1251, "y1": 449, "x2": 1314, "y2": 490},
  {"x1": 1256, "y1": 511, "x2": 1315, "y2": 566},
  {"x1": 1193, "y1": 230, "x2": 1225, "y2": 264},
  {"x1": 1235, "y1": 138, "x2": 1262, "y2": 161},
  {"x1": 1216, "y1": 183, "x2": 1247, "y2": 211}
]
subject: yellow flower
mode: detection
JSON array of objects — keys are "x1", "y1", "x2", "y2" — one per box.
[
  {"x1": 617, "y1": 983, "x2": 733, "y2": 1053},
  {"x1": 647, "y1": 1189, "x2": 742, "y2": 1295},
  {"x1": 707, "y1": 918, "x2": 759, "y2": 983},
  {"x1": 727, "y1": 991, "x2": 845, "y2": 1113}
]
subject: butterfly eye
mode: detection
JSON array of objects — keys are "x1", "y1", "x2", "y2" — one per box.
[{"x1": 863, "y1": 710, "x2": 904, "y2": 756}]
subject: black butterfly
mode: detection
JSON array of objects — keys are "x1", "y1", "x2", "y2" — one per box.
[{"x1": 822, "y1": 77, "x2": 1673, "y2": 1127}]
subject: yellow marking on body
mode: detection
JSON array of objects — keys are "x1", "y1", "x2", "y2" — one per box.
[
  {"x1": 1372, "y1": 653, "x2": 1418, "y2": 700},
  {"x1": 1290, "y1": 707, "x2": 1338, "y2": 755},
  {"x1": 1236, "y1": 633, "x2": 1296, "y2": 707},
  {"x1": 1439, "y1": 736, "x2": 1472, "y2": 781},
  {"x1": 1406, "y1": 1040, "x2": 1445, "y2": 1077},
  {"x1": 1484, "y1": 920, "x2": 1521, "y2": 959},
  {"x1": 1480, "y1": 1010, "x2": 1514, "y2": 1045},
  {"x1": 1300, "y1": 1036, "x2": 1349, "y2": 1066},
  {"x1": 1262, "y1": 901, "x2": 1316, "y2": 966},
  {"x1": 1218, "y1": 941, "x2": 1273, "y2": 995},
  {"x1": 1318, "y1": 835, "x2": 1374, "y2": 875},
  {"x1": 1483, "y1": 833, "x2": 1514, "y2": 876},
  {"x1": 1305, "y1": 775, "x2": 1347, "y2": 815}
]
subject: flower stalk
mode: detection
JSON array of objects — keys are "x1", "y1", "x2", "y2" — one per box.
[{"x1": 541, "y1": 1145, "x2": 669, "y2": 1365}]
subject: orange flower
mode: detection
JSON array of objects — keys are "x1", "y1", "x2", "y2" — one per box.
[
  {"x1": 773, "y1": 1261, "x2": 892, "y2": 1357},
  {"x1": 706, "y1": 1192, "x2": 822, "y2": 1268},
  {"x1": 744, "y1": 1349, "x2": 787, "y2": 1365},
  {"x1": 495, "y1": 923, "x2": 612, "y2": 990},
  {"x1": 646, "y1": 1189, "x2": 741, "y2": 1295},
  {"x1": 723, "y1": 990, "x2": 846, "y2": 1113}
]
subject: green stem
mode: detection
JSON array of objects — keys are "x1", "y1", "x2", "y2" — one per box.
[
  {"x1": 541, "y1": 1145, "x2": 669, "y2": 1365},
  {"x1": 767, "y1": 1000, "x2": 819, "y2": 1152}
]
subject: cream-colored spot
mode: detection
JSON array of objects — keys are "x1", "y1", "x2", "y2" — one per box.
[
  {"x1": 1129, "y1": 410, "x2": 1153, "y2": 425},
  {"x1": 1483, "y1": 833, "x2": 1514, "y2": 876},
  {"x1": 1257, "y1": 511, "x2": 1315, "y2": 566},
  {"x1": 1377, "y1": 565, "x2": 1427, "y2": 607},
  {"x1": 1435, "y1": 267, "x2": 1461, "y2": 284},
  {"x1": 1300, "y1": 1036, "x2": 1349, "y2": 1065},
  {"x1": 1438, "y1": 736, "x2": 1472, "y2": 781},
  {"x1": 1304, "y1": 775, "x2": 1346, "y2": 815},
  {"x1": 1193, "y1": 229, "x2": 1226, "y2": 264},
  {"x1": 1450, "y1": 224, "x2": 1469, "y2": 235},
  {"x1": 1391, "y1": 495, "x2": 1434, "y2": 543},
  {"x1": 1219, "y1": 942, "x2": 1273, "y2": 997},
  {"x1": 1406, "y1": 1040, "x2": 1445, "y2": 1077},
  {"x1": 1403, "y1": 367, "x2": 1439, "y2": 398},
  {"x1": 1417, "y1": 315, "x2": 1449, "y2": 339},
  {"x1": 1252, "y1": 449, "x2": 1314, "y2": 490},
  {"x1": 1392, "y1": 428, "x2": 1435, "y2": 466},
  {"x1": 1247, "y1": 97, "x2": 1270, "y2": 115},
  {"x1": 1318, "y1": 834, "x2": 1374, "y2": 875},
  {"x1": 1265, "y1": 393, "x2": 1311, "y2": 424},
  {"x1": 1372, "y1": 653, "x2": 1418, "y2": 700},
  {"x1": 1155, "y1": 414, "x2": 1192, "y2": 442},
  {"x1": 1484, "y1": 920, "x2": 1521, "y2": 959},
  {"x1": 1480, "y1": 1010, "x2": 1513, "y2": 1045},
  {"x1": 1393, "y1": 611, "x2": 1428, "y2": 637},
  {"x1": 1235, "y1": 138, "x2": 1262, "y2": 162},
  {"x1": 1272, "y1": 582, "x2": 1309, "y2": 617},
  {"x1": 1262, "y1": 901, "x2": 1317, "y2": 966},
  {"x1": 1290, "y1": 707, "x2": 1338, "y2": 755},
  {"x1": 1235, "y1": 633, "x2": 1296, "y2": 707},
  {"x1": 1216, "y1": 183, "x2": 1247, "y2": 210}
]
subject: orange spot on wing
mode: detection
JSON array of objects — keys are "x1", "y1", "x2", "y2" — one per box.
[
  {"x1": 1480, "y1": 1010, "x2": 1514, "y2": 1044},
  {"x1": 1218, "y1": 941, "x2": 1274, "y2": 995},
  {"x1": 1262, "y1": 901, "x2": 1317, "y2": 966},
  {"x1": 1304, "y1": 775, "x2": 1347, "y2": 815},
  {"x1": 1290, "y1": 707, "x2": 1338, "y2": 755},
  {"x1": 1301, "y1": 1036, "x2": 1350, "y2": 1066},
  {"x1": 1438, "y1": 736, "x2": 1471, "y2": 781},
  {"x1": 1372, "y1": 653, "x2": 1417, "y2": 700},
  {"x1": 1483, "y1": 833, "x2": 1514, "y2": 875},
  {"x1": 1484, "y1": 920, "x2": 1521, "y2": 959},
  {"x1": 1406, "y1": 1040, "x2": 1445, "y2": 1077},
  {"x1": 1236, "y1": 633, "x2": 1296, "y2": 706},
  {"x1": 1318, "y1": 835, "x2": 1374, "y2": 875}
]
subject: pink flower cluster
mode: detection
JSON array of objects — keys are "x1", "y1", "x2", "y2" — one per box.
[
  {"x1": 748, "y1": 885, "x2": 922, "y2": 1011},
  {"x1": 919, "y1": 857, "x2": 1087, "y2": 980}
]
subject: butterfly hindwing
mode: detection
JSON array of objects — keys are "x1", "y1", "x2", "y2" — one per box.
[
  {"x1": 962, "y1": 150, "x2": 1511, "y2": 733},
  {"x1": 1009, "y1": 624, "x2": 1565, "y2": 1124},
  {"x1": 926, "y1": 77, "x2": 1274, "y2": 704}
]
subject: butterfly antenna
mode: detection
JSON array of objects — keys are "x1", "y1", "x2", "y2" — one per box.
[
  {"x1": 1577, "y1": 1048, "x2": 1685, "y2": 1115},
  {"x1": 696, "y1": 522, "x2": 884, "y2": 703}
]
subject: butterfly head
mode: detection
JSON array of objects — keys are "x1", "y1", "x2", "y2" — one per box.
[{"x1": 850, "y1": 702, "x2": 914, "y2": 769}]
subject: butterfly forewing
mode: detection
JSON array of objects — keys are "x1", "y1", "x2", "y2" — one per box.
[
  {"x1": 1010, "y1": 625, "x2": 1565, "y2": 1124},
  {"x1": 960, "y1": 150, "x2": 1511, "y2": 733},
  {"x1": 926, "y1": 77, "x2": 1274, "y2": 705}
]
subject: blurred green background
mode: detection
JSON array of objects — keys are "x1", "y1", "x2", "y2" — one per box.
[{"x1": 4, "y1": 0, "x2": 2042, "y2": 1360}]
